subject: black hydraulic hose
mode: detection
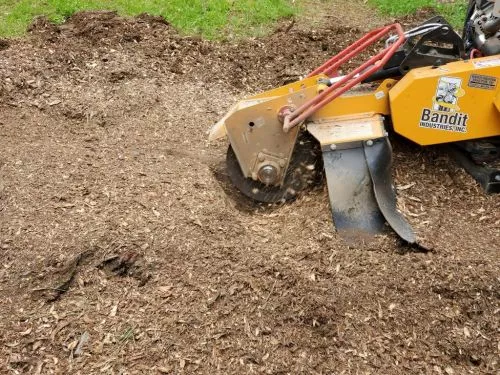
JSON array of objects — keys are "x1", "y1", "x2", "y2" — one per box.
[{"x1": 362, "y1": 67, "x2": 402, "y2": 83}]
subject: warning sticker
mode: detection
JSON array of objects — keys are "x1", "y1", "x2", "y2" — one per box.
[
  {"x1": 473, "y1": 57, "x2": 500, "y2": 69},
  {"x1": 468, "y1": 74, "x2": 497, "y2": 90}
]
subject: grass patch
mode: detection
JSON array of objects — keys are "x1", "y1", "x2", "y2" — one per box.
[
  {"x1": 0, "y1": 0, "x2": 297, "y2": 39},
  {"x1": 0, "y1": 0, "x2": 470, "y2": 39},
  {"x1": 368, "y1": 0, "x2": 468, "y2": 28}
]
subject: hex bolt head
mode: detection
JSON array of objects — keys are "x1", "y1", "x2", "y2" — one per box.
[
  {"x1": 495, "y1": 174, "x2": 500, "y2": 182},
  {"x1": 366, "y1": 140, "x2": 374, "y2": 146},
  {"x1": 257, "y1": 165, "x2": 279, "y2": 185},
  {"x1": 330, "y1": 144, "x2": 337, "y2": 151}
]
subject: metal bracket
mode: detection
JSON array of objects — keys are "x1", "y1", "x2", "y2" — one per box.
[{"x1": 399, "y1": 17, "x2": 464, "y2": 73}]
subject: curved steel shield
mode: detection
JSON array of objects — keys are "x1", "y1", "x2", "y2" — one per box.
[
  {"x1": 323, "y1": 145, "x2": 386, "y2": 244},
  {"x1": 364, "y1": 138, "x2": 416, "y2": 244}
]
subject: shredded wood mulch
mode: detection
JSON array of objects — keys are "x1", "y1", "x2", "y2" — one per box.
[{"x1": 0, "y1": 10, "x2": 498, "y2": 375}]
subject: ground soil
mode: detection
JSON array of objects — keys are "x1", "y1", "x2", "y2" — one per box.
[{"x1": 0, "y1": 7, "x2": 498, "y2": 375}]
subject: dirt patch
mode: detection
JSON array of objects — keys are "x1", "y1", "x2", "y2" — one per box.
[
  {"x1": 0, "y1": 9, "x2": 498, "y2": 375},
  {"x1": 0, "y1": 39, "x2": 10, "y2": 51}
]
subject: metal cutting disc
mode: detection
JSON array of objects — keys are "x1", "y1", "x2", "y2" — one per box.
[{"x1": 226, "y1": 131, "x2": 323, "y2": 203}]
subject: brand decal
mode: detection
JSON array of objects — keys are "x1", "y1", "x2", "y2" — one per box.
[
  {"x1": 419, "y1": 77, "x2": 468, "y2": 133},
  {"x1": 468, "y1": 74, "x2": 497, "y2": 90}
]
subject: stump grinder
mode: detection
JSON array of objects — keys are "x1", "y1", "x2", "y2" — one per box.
[{"x1": 209, "y1": 0, "x2": 500, "y2": 244}]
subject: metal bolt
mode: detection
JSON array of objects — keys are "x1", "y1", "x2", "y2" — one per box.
[
  {"x1": 330, "y1": 144, "x2": 337, "y2": 151},
  {"x1": 366, "y1": 140, "x2": 374, "y2": 146},
  {"x1": 257, "y1": 165, "x2": 279, "y2": 185},
  {"x1": 495, "y1": 175, "x2": 500, "y2": 182}
]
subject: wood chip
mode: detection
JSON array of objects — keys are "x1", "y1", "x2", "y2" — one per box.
[{"x1": 74, "y1": 331, "x2": 90, "y2": 356}]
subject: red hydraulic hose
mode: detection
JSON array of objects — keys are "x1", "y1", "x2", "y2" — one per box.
[{"x1": 283, "y1": 23, "x2": 406, "y2": 132}]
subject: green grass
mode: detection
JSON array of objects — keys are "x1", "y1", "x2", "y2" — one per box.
[
  {"x1": 368, "y1": 0, "x2": 469, "y2": 29},
  {"x1": 0, "y1": 0, "x2": 296, "y2": 39},
  {"x1": 0, "y1": 0, "x2": 470, "y2": 39}
]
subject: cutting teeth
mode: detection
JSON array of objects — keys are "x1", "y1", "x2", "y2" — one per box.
[{"x1": 225, "y1": 132, "x2": 323, "y2": 204}]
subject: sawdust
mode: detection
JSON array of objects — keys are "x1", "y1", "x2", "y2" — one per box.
[{"x1": 0, "y1": 9, "x2": 498, "y2": 375}]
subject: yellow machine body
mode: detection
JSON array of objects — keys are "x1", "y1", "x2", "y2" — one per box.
[
  {"x1": 210, "y1": 55, "x2": 500, "y2": 188},
  {"x1": 208, "y1": 77, "x2": 395, "y2": 184},
  {"x1": 210, "y1": 12, "x2": 500, "y2": 244},
  {"x1": 389, "y1": 56, "x2": 500, "y2": 145},
  {"x1": 212, "y1": 56, "x2": 500, "y2": 150}
]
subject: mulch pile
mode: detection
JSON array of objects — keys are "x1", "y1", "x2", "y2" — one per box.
[{"x1": 0, "y1": 10, "x2": 498, "y2": 374}]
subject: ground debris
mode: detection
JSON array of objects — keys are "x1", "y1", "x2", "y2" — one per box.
[
  {"x1": 98, "y1": 252, "x2": 140, "y2": 276},
  {"x1": 0, "y1": 38, "x2": 10, "y2": 51},
  {"x1": 74, "y1": 331, "x2": 90, "y2": 357},
  {"x1": 0, "y1": 7, "x2": 498, "y2": 375},
  {"x1": 31, "y1": 250, "x2": 94, "y2": 302},
  {"x1": 97, "y1": 250, "x2": 151, "y2": 285}
]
